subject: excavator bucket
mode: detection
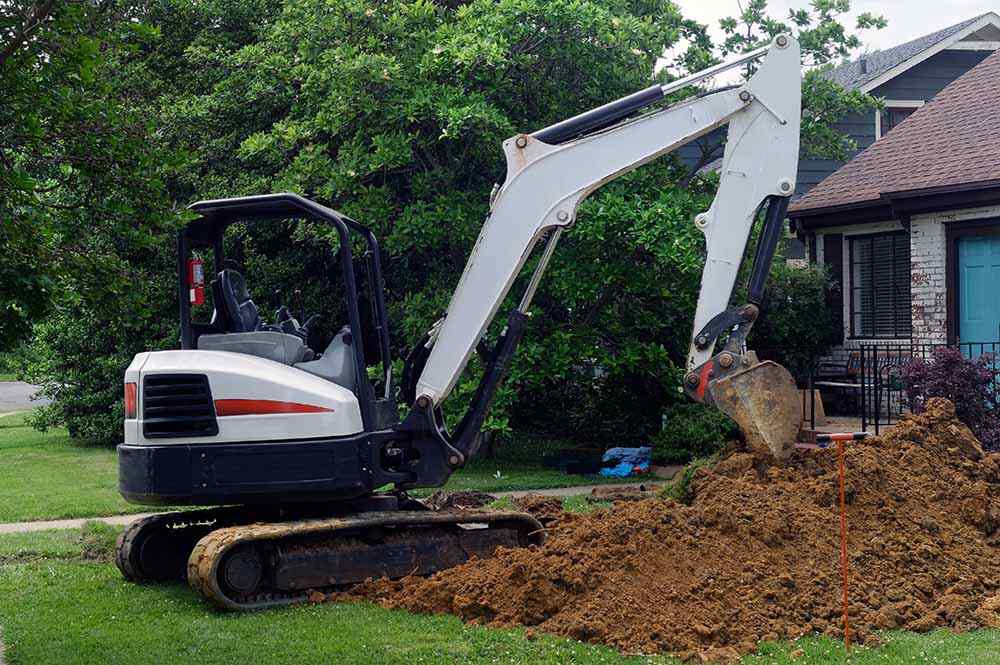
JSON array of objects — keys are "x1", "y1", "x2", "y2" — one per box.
[{"x1": 709, "y1": 359, "x2": 801, "y2": 460}]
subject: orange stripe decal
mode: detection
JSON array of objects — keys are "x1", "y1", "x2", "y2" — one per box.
[{"x1": 214, "y1": 399, "x2": 333, "y2": 417}]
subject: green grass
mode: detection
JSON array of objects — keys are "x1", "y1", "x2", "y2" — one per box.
[
  {"x1": 0, "y1": 414, "x2": 643, "y2": 523},
  {"x1": 0, "y1": 527, "x2": 996, "y2": 664},
  {"x1": 0, "y1": 414, "x2": 148, "y2": 523},
  {"x1": 0, "y1": 373, "x2": 17, "y2": 382}
]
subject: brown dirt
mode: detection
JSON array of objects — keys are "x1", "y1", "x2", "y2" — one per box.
[
  {"x1": 339, "y1": 399, "x2": 1000, "y2": 660},
  {"x1": 423, "y1": 490, "x2": 497, "y2": 511},
  {"x1": 512, "y1": 494, "x2": 565, "y2": 527},
  {"x1": 588, "y1": 483, "x2": 664, "y2": 503}
]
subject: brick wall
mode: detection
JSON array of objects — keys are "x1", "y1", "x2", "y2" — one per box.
[{"x1": 909, "y1": 216, "x2": 947, "y2": 344}]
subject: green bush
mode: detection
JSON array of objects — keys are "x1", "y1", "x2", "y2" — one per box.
[
  {"x1": 651, "y1": 403, "x2": 739, "y2": 465},
  {"x1": 23, "y1": 237, "x2": 177, "y2": 445},
  {"x1": 660, "y1": 454, "x2": 718, "y2": 504},
  {"x1": 749, "y1": 262, "x2": 842, "y2": 381}
]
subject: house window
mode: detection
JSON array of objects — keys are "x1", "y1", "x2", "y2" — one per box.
[
  {"x1": 875, "y1": 101, "x2": 924, "y2": 139},
  {"x1": 849, "y1": 232, "x2": 911, "y2": 338},
  {"x1": 881, "y1": 107, "x2": 915, "y2": 135}
]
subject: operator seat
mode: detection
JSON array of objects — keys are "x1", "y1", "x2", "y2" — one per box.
[
  {"x1": 215, "y1": 269, "x2": 262, "y2": 332},
  {"x1": 196, "y1": 269, "x2": 313, "y2": 366}
]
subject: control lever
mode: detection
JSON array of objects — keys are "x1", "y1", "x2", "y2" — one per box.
[{"x1": 274, "y1": 305, "x2": 292, "y2": 325}]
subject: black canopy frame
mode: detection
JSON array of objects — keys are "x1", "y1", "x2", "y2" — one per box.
[{"x1": 178, "y1": 193, "x2": 392, "y2": 431}]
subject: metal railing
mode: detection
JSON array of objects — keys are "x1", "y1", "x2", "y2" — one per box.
[{"x1": 808, "y1": 341, "x2": 1000, "y2": 434}]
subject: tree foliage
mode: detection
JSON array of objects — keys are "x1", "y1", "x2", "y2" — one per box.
[
  {"x1": 749, "y1": 262, "x2": 842, "y2": 380},
  {"x1": 902, "y1": 347, "x2": 1000, "y2": 451},
  {"x1": 0, "y1": 1, "x2": 182, "y2": 350},
  {"x1": 13, "y1": 0, "x2": 887, "y2": 445},
  {"x1": 148, "y1": 0, "x2": 711, "y2": 441},
  {"x1": 714, "y1": 0, "x2": 886, "y2": 163}
]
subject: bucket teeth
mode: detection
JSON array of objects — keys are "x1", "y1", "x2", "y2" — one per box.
[{"x1": 708, "y1": 360, "x2": 801, "y2": 460}]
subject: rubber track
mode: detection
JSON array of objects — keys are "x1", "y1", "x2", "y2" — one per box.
[
  {"x1": 187, "y1": 510, "x2": 544, "y2": 611},
  {"x1": 115, "y1": 506, "x2": 258, "y2": 583}
]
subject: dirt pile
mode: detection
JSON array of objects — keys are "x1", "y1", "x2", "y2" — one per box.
[{"x1": 343, "y1": 399, "x2": 1000, "y2": 660}]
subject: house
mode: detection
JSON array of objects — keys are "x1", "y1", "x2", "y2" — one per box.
[
  {"x1": 788, "y1": 44, "x2": 1000, "y2": 351},
  {"x1": 681, "y1": 13, "x2": 1000, "y2": 262},
  {"x1": 680, "y1": 13, "x2": 1000, "y2": 188}
]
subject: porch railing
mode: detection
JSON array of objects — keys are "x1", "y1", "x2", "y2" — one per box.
[{"x1": 807, "y1": 341, "x2": 1000, "y2": 434}]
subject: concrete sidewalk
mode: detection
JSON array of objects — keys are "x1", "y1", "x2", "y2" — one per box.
[
  {"x1": 0, "y1": 382, "x2": 49, "y2": 413},
  {"x1": 0, "y1": 481, "x2": 674, "y2": 535}
]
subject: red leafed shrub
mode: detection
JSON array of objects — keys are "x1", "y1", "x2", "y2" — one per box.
[{"x1": 901, "y1": 346, "x2": 1000, "y2": 451}]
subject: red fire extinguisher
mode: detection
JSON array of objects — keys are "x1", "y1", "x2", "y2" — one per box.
[{"x1": 188, "y1": 258, "x2": 205, "y2": 306}]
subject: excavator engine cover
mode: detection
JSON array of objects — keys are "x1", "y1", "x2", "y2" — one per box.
[{"x1": 708, "y1": 358, "x2": 800, "y2": 460}]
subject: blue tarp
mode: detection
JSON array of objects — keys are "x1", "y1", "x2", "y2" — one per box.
[{"x1": 598, "y1": 447, "x2": 651, "y2": 477}]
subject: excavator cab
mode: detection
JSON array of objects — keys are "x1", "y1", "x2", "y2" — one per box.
[{"x1": 177, "y1": 194, "x2": 397, "y2": 428}]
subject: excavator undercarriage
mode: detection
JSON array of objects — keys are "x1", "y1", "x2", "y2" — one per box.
[{"x1": 116, "y1": 500, "x2": 543, "y2": 610}]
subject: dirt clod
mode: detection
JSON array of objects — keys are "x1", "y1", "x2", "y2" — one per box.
[
  {"x1": 345, "y1": 399, "x2": 1000, "y2": 659},
  {"x1": 423, "y1": 490, "x2": 497, "y2": 511},
  {"x1": 512, "y1": 494, "x2": 565, "y2": 527}
]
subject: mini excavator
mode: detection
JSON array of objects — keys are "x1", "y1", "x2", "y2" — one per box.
[{"x1": 116, "y1": 35, "x2": 803, "y2": 609}]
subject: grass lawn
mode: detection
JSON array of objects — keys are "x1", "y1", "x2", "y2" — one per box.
[
  {"x1": 0, "y1": 413, "x2": 645, "y2": 523},
  {"x1": 0, "y1": 414, "x2": 138, "y2": 523},
  {"x1": 0, "y1": 373, "x2": 17, "y2": 382},
  {"x1": 0, "y1": 526, "x2": 997, "y2": 665}
]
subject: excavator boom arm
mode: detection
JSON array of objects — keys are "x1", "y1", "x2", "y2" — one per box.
[{"x1": 415, "y1": 35, "x2": 801, "y2": 409}]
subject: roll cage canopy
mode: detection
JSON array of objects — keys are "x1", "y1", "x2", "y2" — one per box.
[{"x1": 177, "y1": 193, "x2": 393, "y2": 431}]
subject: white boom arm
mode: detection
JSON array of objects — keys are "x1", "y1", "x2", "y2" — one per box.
[{"x1": 415, "y1": 36, "x2": 801, "y2": 406}]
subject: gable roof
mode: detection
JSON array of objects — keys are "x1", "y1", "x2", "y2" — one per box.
[
  {"x1": 825, "y1": 13, "x2": 1000, "y2": 92},
  {"x1": 790, "y1": 47, "x2": 1000, "y2": 218}
]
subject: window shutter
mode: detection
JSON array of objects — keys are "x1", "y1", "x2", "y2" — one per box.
[{"x1": 849, "y1": 232, "x2": 911, "y2": 338}]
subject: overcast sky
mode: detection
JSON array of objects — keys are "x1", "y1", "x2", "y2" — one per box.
[{"x1": 673, "y1": 1, "x2": 997, "y2": 55}]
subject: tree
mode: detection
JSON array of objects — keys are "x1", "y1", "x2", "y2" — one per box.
[
  {"x1": 148, "y1": 0, "x2": 711, "y2": 442},
  {"x1": 0, "y1": 1, "x2": 181, "y2": 350},
  {"x1": 684, "y1": 0, "x2": 885, "y2": 174},
  {"x1": 20, "y1": 0, "x2": 894, "y2": 446}
]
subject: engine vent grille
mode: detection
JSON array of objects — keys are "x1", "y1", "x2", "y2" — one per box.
[{"x1": 142, "y1": 374, "x2": 218, "y2": 439}]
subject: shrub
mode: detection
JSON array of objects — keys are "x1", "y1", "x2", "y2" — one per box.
[
  {"x1": 901, "y1": 346, "x2": 1000, "y2": 450},
  {"x1": 651, "y1": 403, "x2": 739, "y2": 465},
  {"x1": 660, "y1": 454, "x2": 718, "y2": 505},
  {"x1": 749, "y1": 262, "x2": 842, "y2": 381},
  {"x1": 23, "y1": 237, "x2": 177, "y2": 446}
]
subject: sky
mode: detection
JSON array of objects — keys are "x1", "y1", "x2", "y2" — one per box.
[{"x1": 673, "y1": 0, "x2": 997, "y2": 55}]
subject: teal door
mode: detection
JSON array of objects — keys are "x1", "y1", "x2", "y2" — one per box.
[{"x1": 958, "y1": 235, "x2": 1000, "y2": 344}]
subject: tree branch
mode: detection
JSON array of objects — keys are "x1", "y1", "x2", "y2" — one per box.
[{"x1": 0, "y1": 0, "x2": 57, "y2": 68}]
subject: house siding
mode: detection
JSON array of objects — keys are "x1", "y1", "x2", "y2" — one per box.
[
  {"x1": 796, "y1": 112, "x2": 875, "y2": 198},
  {"x1": 871, "y1": 49, "x2": 992, "y2": 100},
  {"x1": 675, "y1": 128, "x2": 726, "y2": 173}
]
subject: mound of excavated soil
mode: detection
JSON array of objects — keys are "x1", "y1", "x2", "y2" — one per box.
[{"x1": 342, "y1": 399, "x2": 1000, "y2": 661}]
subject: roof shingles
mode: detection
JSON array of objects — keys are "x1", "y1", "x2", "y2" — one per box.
[
  {"x1": 790, "y1": 48, "x2": 1000, "y2": 216},
  {"x1": 824, "y1": 14, "x2": 989, "y2": 90}
]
